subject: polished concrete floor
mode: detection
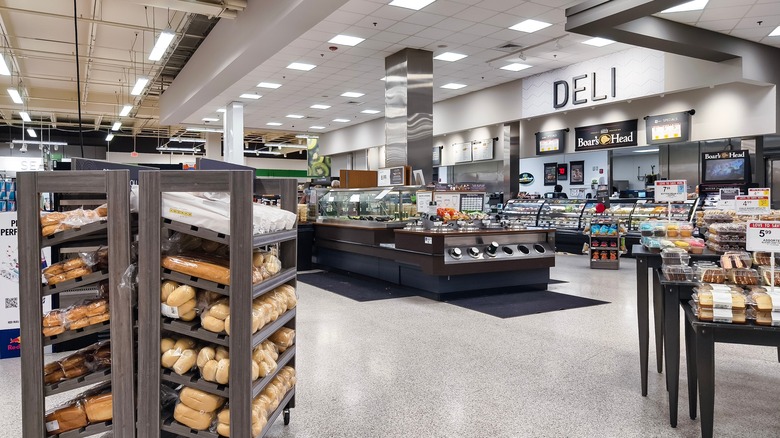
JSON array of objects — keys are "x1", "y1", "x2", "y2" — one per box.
[{"x1": 1, "y1": 254, "x2": 778, "y2": 437}]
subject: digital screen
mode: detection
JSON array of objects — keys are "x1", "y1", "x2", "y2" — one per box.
[
  {"x1": 638, "y1": 191, "x2": 646, "y2": 198},
  {"x1": 557, "y1": 163, "x2": 568, "y2": 180},
  {"x1": 540, "y1": 138, "x2": 560, "y2": 152},
  {"x1": 705, "y1": 158, "x2": 746, "y2": 182}
]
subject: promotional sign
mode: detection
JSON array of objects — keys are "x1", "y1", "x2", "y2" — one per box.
[
  {"x1": 746, "y1": 221, "x2": 780, "y2": 252},
  {"x1": 574, "y1": 120, "x2": 638, "y2": 152},
  {"x1": 306, "y1": 138, "x2": 331, "y2": 178},
  {"x1": 570, "y1": 161, "x2": 585, "y2": 185},
  {"x1": 735, "y1": 195, "x2": 770, "y2": 215},
  {"x1": 543, "y1": 163, "x2": 557, "y2": 186},
  {"x1": 701, "y1": 150, "x2": 750, "y2": 183},
  {"x1": 535, "y1": 129, "x2": 566, "y2": 155},
  {"x1": 718, "y1": 187, "x2": 740, "y2": 209},
  {"x1": 645, "y1": 111, "x2": 691, "y2": 144},
  {"x1": 432, "y1": 146, "x2": 442, "y2": 166},
  {"x1": 416, "y1": 191, "x2": 432, "y2": 214},
  {"x1": 518, "y1": 172, "x2": 535, "y2": 185},
  {"x1": 749, "y1": 188, "x2": 771, "y2": 198},
  {"x1": 654, "y1": 180, "x2": 687, "y2": 203},
  {"x1": 556, "y1": 163, "x2": 568, "y2": 181},
  {"x1": 471, "y1": 139, "x2": 494, "y2": 161}
]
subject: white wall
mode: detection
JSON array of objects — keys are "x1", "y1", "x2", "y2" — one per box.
[
  {"x1": 435, "y1": 124, "x2": 503, "y2": 166},
  {"x1": 612, "y1": 153, "x2": 660, "y2": 190},
  {"x1": 106, "y1": 152, "x2": 308, "y2": 171},
  {"x1": 518, "y1": 151, "x2": 609, "y2": 198}
]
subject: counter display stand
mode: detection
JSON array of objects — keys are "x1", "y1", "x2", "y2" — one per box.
[
  {"x1": 18, "y1": 170, "x2": 135, "y2": 437},
  {"x1": 589, "y1": 218, "x2": 620, "y2": 270},
  {"x1": 137, "y1": 170, "x2": 298, "y2": 438}
]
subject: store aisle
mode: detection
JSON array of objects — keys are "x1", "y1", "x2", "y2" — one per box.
[{"x1": 1, "y1": 255, "x2": 778, "y2": 437}]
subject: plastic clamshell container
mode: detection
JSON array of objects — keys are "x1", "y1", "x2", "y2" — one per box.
[
  {"x1": 679, "y1": 223, "x2": 694, "y2": 238},
  {"x1": 752, "y1": 252, "x2": 780, "y2": 267},
  {"x1": 665, "y1": 222, "x2": 681, "y2": 238},
  {"x1": 708, "y1": 222, "x2": 746, "y2": 235},
  {"x1": 661, "y1": 248, "x2": 690, "y2": 265},
  {"x1": 695, "y1": 306, "x2": 747, "y2": 324},
  {"x1": 720, "y1": 251, "x2": 752, "y2": 269},
  {"x1": 639, "y1": 221, "x2": 654, "y2": 237},
  {"x1": 728, "y1": 268, "x2": 760, "y2": 286},
  {"x1": 693, "y1": 290, "x2": 746, "y2": 310},
  {"x1": 686, "y1": 238, "x2": 706, "y2": 254},
  {"x1": 693, "y1": 284, "x2": 743, "y2": 293},
  {"x1": 696, "y1": 266, "x2": 726, "y2": 284},
  {"x1": 662, "y1": 265, "x2": 694, "y2": 282},
  {"x1": 759, "y1": 266, "x2": 780, "y2": 287},
  {"x1": 709, "y1": 233, "x2": 746, "y2": 244}
]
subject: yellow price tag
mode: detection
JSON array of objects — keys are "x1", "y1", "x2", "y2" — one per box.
[{"x1": 759, "y1": 199, "x2": 769, "y2": 207}]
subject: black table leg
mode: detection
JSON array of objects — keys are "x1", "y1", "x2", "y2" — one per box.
[
  {"x1": 696, "y1": 327, "x2": 715, "y2": 438},
  {"x1": 777, "y1": 346, "x2": 779, "y2": 363},
  {"x1": 664, "y1": 284, "x2": 681, "y2": 428},
  {"x1": 653, "y1": 269, "x2": 664, "y2": 374},
  {"x1": 684, "y1": 315, "x2": 697, "y2": 420},
  {"x1": 636, "y1": 257, "x2": 649, "y2": 396}
]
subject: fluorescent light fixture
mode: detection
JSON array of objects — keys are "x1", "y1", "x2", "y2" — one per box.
[
  {"x1": 661, "y1": 0, "x2": 708, "y2": 13},
  {"x1": 19, "y1": 111, "x2": 31, "y2": 122},
  {"x1": 266, "y1": 122, "x2": 283, "y2": 126},
  {"x1": 257, "y1": 82, "x2": 282, "y2": 89},
  {"x1": 361, "y1": 109, "x2": 381, "y2": 114},
  {"x1": 12, "y1": 139, "x2": 67, "y2": 146},
  {"x1": 328, "y1": 35, "x2": 365, "y2": 46},
  {"x1": 333, "y1": 118, "x2": 350, "y2": 123},
  {"x1": 286, "y1": 114, "x2": 305, "y2": 119},
  {"x1": 389, "y1": 0, "x2": 435, "y2": 11},
  {"x1": 105, "y1": 133, "x2": 114, "y2": 141},
  {"x1": 341, "y1": 91, "x2": 364, "y2": 98},
  {"x1": 130, "y1": 77, "x2": 149, "y2": 95},
  {"x1": 310, "y1": 104, "x2": 331, "y2": 109},
  {"x1": 500, "y1": 63, "x2": 532, "y2": 72},
  {"x1": 634, "y1": 148, "x2": 659, "y2": 153},
  {"x1": 239, "y1": 93, "x2": 261, "y2": 99},
  {"x1": 26, "y1": 128, "x2": 37, "y2": 138},
  {"x1": 295, "y1": 134, "x2": 318, "y2": 139},
  {"x1": 148, "y1": 29, "x2": 175, "y2": 61},
  {"x1": 7, "y1": 88, "x2": 22, "y2": 104},
  {"x1": 380, "y1": 77, "x2": 386, "y2": 81},
  {"x1": 245, "y1": 149, "x2": 282, "y2": 156},
  {"x1": 119, "y1": 105, "x2": 132, "y2": 117},
  {"x1": 157, "y1": 145, "x2": 202, "y2": 153},
  {"x1": 170, "y1": 137, "x2": 206, "y2": 143},
  {"x1": 434, "y1": 52, "x2": 467, "y2": 62},
  {"x1": 216, "y1": 108, "x2": 226, "y2": 113},
  {"x1": 509, "y1": 19, "x2": 552, "y2": 33},
  {"x1": 309, "y1": 126, "x2": 325, "y2": 129},
  {"x1": 111, "y1": 121, "x2": 122, "y2": 131},
  {"x1": 441, "y1": 83, "x2": 466, "y2": 89},
  {"x1": 202, "y1": 117, "x2": 220, "y2": 122},
  {"x1": 0, "y1": 55, "x2": 10, "y2": 76},
  {"x1": 186, "y1": 126, "x2": 223, "y2": 133},
  {"x1": 287, "y1": 62, "x2": 316, "y2": 71},
  {"x1": 770, "y1": 26, "x2": 780, "y2": 37},
  {"x1": 582, "y1": 37, "x2": 615, "y2": 47}
]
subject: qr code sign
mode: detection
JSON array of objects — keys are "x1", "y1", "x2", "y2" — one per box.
[{"x1": 5, "y1": 298, "x2": 18, "y2": 309}]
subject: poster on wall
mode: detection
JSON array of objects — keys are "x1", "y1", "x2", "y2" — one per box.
[
  {"x1": 307, "y1": 138, "x2": 331, "y2": 178},
  {"x1": 645, "y1": 111, "x2": 691, "y2": 144},
  {"x1": 574, "y1": 119, "x2": 637, "y2": 151},
  {"x1": 535, "y1": 129, "x2": 566, "y2": 155},
  {"x1": 543, "y1": 162, "x2": 557, "y2": 186},
  {"x1": 452, "y1": 142, "x2": 472, "y2": 163},
  {"x1": 570, "y1": 161, "x2": 585, "y2": 185},
  {"x1": 432, "y1": 146, "x2": 442, "y2": 166},
  {"x1": 471, "y1": 139, "x2": 494, "y2": 161}
]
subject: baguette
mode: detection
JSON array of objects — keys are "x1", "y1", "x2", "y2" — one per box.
[
  {"x1": 84, "y1": 393, "x2": 113, "y2": 422},
  {"x1": 45, "y1": 403, "x2": 88, "y2": 435}
]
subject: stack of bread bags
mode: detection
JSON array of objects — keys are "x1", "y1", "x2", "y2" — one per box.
[
  {"x1": 40, "y1": 204, "x2": 107, "y2": 237},
  {"x1": 172, "y1": 387, "x2": 225, "y2": 431},
  {"x1": 42, "y1": 298, "x2": 110, "y2": 337},
  {"x1": 44, "y1": 341, "x2": 111, "y2": 384},
  {"x1": 44, "y1": 382, "x2": 113, "y2": 435}
]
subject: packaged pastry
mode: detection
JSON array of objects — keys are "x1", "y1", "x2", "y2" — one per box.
[
  {"x1": 752, "y1": 252, "x2": 780, "y2": 267},
  {"x1": 687, "y1": 238, "x2": 705, "y2": 254},
  {"x1": 661, "y1": 247, "x2": 689, "y2": 265},
  {"x1": 679, "y1": 223, "x2": 694, "y2": 237},
  {"x1": 269, "y1": 327, "x2": 295, "y2": 353},
  {"x1": 173, "y1": 402, "x2": 214, "y2": 431},
  {"x1": 662, "y1": 265, "x2": 693, "y2": 282},
  {"x1": 696, "y1": 266, "x2": 726, "y2": 284},
  {"x1": 694, "y1": 305, "x2": 747, "y2": 324},
  {"x1": 179, "y1": 386, "x2": 225, "y2": 413},
  {"x1": 160, "y1": 281, "x2": 198, "y2": 321},
  {"x1": 161, "y1": 337, "x2": 198, "y2": 375},
  {"x1": 40, "y1": 208, "x2": 105, "y2": 237},
  {"x1": 639, "y1": 222, "x2": 654, "y2": 237},
  {"x1": 693, "y1": 289, "x2": 746, "y2": 309},
  {"x1": 728, "y1": 268, "x2": 759, "y2": 286},
  {"x1": 666, "y1": 223, "x2": 680, "y2": 237},
  {"x1": 44, "y1": 341, "x2": 111, "y2": 384},
  {"x1": 759, "y1": 266, "x2": 780, "y2": 286},
  {"x1": 720, "y1": 251, "x2": 751, "y2": 269}
]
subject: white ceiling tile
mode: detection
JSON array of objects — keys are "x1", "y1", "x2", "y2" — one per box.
[
  {"x1": 358, "y1": 38, "x2": 396, "y2": 50},
  {"x1": 746, "y1": 3, "x2": 780, "y2": 17},
  {"x1": 438, "y1": 30, "x2": 481, "y2": 45},
  {"x1": 478, "y1": 0, "x2": 524, "y2": 12},
  {"x1": 386, "y1": 21, "x2": 428, "y2": 35},
  {"x1": 433, "y1": 16, "x2": 477, "y2": 30},
  {"x1": 326, "y1": 10, "x2": 368, "y2": 25},
  {"x1": 699, "y1": 5, "x2": 752, "y2": 22},
  {"x1": 341, "y1": 0, "x2": 384, "y2": 15},
  {"x1": 421, "y1": 1, "x2": 471, "y2": 16},
  {"x1": 696, "y1": 18, "x2": 742, "y2": 32},
  {"x1": 402, "y1": 11, "x2": 448, "y2": 26},
  {"x1": 453, "y1": 6, "x2": 500, "y2": 22},
  {"x1": 461, "y1": 22, "x2": 504, "y2": 36},
  {"x1": 734, "y1": 14, "x2": 780, "y2": 30},
  {"x1": 507, "y1": 3, "x2": 553, "y2": 18},
  {"x1": 400, "y1": 35, "x2": 436, "y2": 47},
  {"x1": 372, "y1": 30, "x2": 409, "y2": 42},
  {"x1": 489, "y1": 13, "x2": 529, "y2": 29},
  {"x1": 415, "y1": 26, "x2": 455, "y2": 40},
  {"x1": 316, "y1": 20, "x2": 353, "y2": 34},
  {"x1": 370, "y1": 5, "x2": 417, "y2": 21},
  {"x1": 731, "y1": 26, "x2": 779, "y2": 39}
]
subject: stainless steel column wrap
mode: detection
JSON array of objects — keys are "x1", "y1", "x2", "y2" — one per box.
[
  {"x1": 385, "y1": 48, "x2": 433, "y2": 183},
  {"x1": 504, "y1": 123, "x2": 520, "y2": 197}
]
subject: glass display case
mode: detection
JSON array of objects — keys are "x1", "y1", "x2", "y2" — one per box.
[
  {"x1": 317, "y1": 186, "x2": 421, "y2": 223},
  {"x1": 502, "y1": 199, "x2": 544, "y2": 227},
  {"x1": 538, "y1": 199, "x2": 588, "y2": 230},
  {"x1": 629, "y1": 201, "x2": 697, "y2": 231}
]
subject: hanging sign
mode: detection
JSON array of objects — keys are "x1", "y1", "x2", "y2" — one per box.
[
  {"x1": 654, "y1": 180, "x2": 687, "y2": 203},
  {"x1": 535, "y1": 129, "x2": 566, "y2": 155},
  {"x1": 574, "y1": 120, "x2": 637, "y2": 151},
  {"x1": 645, "y1": 111, "x2": 691, "y2": 144},
  {"x1": 472, "y1": 139, "x2": 494, "y2": 161},
  {"x1": 736, "y1": 195, "x2": 770, "y2": 215},
  {"x1": 746, "y1": 221, "x2": 780, "y2": 252}
]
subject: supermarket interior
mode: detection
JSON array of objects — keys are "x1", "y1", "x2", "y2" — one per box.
[{"x1": 0, "y1": 0, "x2": 779, "y2": 437}]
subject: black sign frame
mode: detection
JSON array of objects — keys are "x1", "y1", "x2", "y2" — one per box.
[
  {"x1": 645, "y1": 111, "x2": 691, "y2": 144},
  {"x1": 543, "y1": 162, "x2": 557, "y2": 186},
  {"x1": 570, "y1": 161, "x2": 585, "y2": 185},
  {"x1": 574, "y1": 119, "x2": 638, "y2": 152},
  {"x1": 535, "y1": 129, "x2": 567, "y2": 155}
]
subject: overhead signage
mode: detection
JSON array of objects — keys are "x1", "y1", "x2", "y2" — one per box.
[
  {"x1": 574, "y1": 120, "x2": 638, "y2": 152},
  {"x1": 472, "y1": 139, "x2": 494, "y2": 161},
  {"x1": 746, "y1": 222, "x2": 780, "y2": 252},
  {"x1": 655, "y1": 180, "x2": 687, "y2": 203},
  {"x1": 452, "y1": 142, "x2": 473, "y2": 163},
  {"x1": 535, "y1": 129, "x2": 566, "y2": 155},
  {"x1": 553, "y1": 67, "x2": 616, "y2": 109},
  {"x1": 519, "y1": 172, "x2": 535, "y2": 185},
  {"x1": 645, "y1": 111, "x2": 692, "y2": 144},
  {"x1": 543, "y1": 163, "x2": 557, "y2": 186},
  {"x1": 735, "y1": 195, "x2": 770, "y2": 215}
]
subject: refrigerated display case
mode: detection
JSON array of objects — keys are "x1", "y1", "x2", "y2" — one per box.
[
  {"x1": 317, "y1": 186, "x2": 421, "y2": 224},
  {"x1": 537, "y1": 199, "x2": 587, "y2": 230},
  {"x1": 629, "y1": 201, "x2": 697, "y2": 231},
  {"x1": 502, "y1": 199, "x2": 544, "y2": 227}
]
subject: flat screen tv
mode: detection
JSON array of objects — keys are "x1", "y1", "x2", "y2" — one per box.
[{"x1": 701, "y1": 151, "x2": 750, "y2": 183}]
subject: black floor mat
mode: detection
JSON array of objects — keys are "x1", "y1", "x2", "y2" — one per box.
[
  {"x1": 298, "y1": 270, "x2": 417, "y2": 302},
  {"x1": 445, "y1": 290, "x2": 609, "y2": 319}
]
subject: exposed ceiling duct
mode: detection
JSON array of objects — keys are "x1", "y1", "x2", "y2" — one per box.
[{"x1": 116, "y1": 0, "x2": 246, "y2": 19}]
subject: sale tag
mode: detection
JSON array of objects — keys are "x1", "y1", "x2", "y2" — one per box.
[
  {"x1": 735, "y1": 195, "x2": 770, "y2": 215},
  {"x1": 746, "y1": 221, "x2": 780, "y2": 252},
  {"x1": 749, "y1": 188, "x2": 771, "y2": 198},
  {"x1": 654, "y1": 180, "x2": 687, "y2": 203},
  {"x1": 719, "y1": 187, "x2": 740, "y2": 200}
]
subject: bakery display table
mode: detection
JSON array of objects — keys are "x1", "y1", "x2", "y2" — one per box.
[{"x1": 682, "y1": 302, "x2": 780, "y2": 438}]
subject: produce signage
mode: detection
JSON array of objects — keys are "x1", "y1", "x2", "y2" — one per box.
[
  {"x1": 535, "y1": 129, "x2": 566, "y2": 155},
  {"x1": 519, "y1": 172, "x2": 535, "y2": 185},
  {"x1": 654, "y1": 180, "x2": 687, "y2": 203},
  {"x1": 574, "y1": 119, "x2": 638, "y2": 152},
  {"x1": 747, "y1": 222, "x2": 780, "y2": 252},
  {"x1": 645, "y1": 111, "x2": 691, "y2": 144},
  {"x1": 735, "y1": 195, "x2": 770, "y2": 215}
]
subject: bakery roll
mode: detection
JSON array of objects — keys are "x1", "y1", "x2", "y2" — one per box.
[
  {"x1": 161, "y1": 338, "x2": 176, "y2": 354},
  {"x1": 201, "y1": 314, "x2": 225, "y2": 333},
  {"x1": 201, "y1": 360, "x2": 218, "y2": 382},
  {"x1": 269, "y1": 327, "x2": 295, "y2": 351},
  {"x1": 179, "y1": 309, "x2": 197, "y2": 322},
  {"x1": 172, "y1": 349, "x2": 197, "y2": 375},
  {"x1": 65, "y1": 306, "x2": 88, "y2": 323},
  {"x1": 84, "y1": 393, "x2": 113, "y2": 422},
  {"x1": 215, "y1": 346, "x2": 229, "y2": 361},
  {"x1": 160, "y1": 281, "x2": 179, "y2": 303},
  {"x1": 43, "y1": 263, "x2": 65, "y2": 278},
  {"x1": 252, "y1": 251, "x2": 265, "y2": 267},
  {"x1": 209, "y1": 301, "x2": 230, "y2": 320},
  {"x1": 176, "y1": 298, "x2": 197, "y2": 317},
  {"x1": 45, "y1": 403, "x2": 88, "y2": 435},
  {"x1": 68, "y1": 318, "x2": 91, "y2": 330},
  {"x1": 43, "y1": 326, "x2": 65, "y2": 337},
  {"x1": 173, "y1": 402, "x2": 214, "y2": 431},
  {"x1": 63, "y1": 258, "x2": 87, "y2": 271},
  {"x1": 88, "y1": 313, "x2": 110, "y2": 325},
  {"x1": 41, "y1": 211, "x2": 67, "y2": 227},
  {"x1": 45, "y1": 369, "x2": 66, "y2": 385},
  {"x1": 60, "y1": 354, "x2": 86, "y2": 372},
  {"x1": 161, "y1": 350, "x2": 180, "y2": 369},
  {"x1": 92, "y1": 344, "x2": 111, "y2": 366},
  {"x1": 197, "y1": 346, "x2": 216, "y2": 368},
  {"x1": 167, "y1": 285, "x2": 196, "y2": 308},
  {"x1": 224, "y1": 315, "x2": 231, "y2": 336},
  {"x1": 179, "y1": 386, "x2": 225, "y2": 412},
  {"x1": 95, "y1": 204, "x2": 108, "y2": 217},
  {"x1": 162, "y1": 256, "x2": 231, "y2": 285},
  {"x1": 174, "y1": 337, "x2": 197, "y2": 351},
  {"x1": 43, "y1": 310, "x2": 65, "y2": 328},
  {"x1": 215, "y1": 358, "x2": 230, "y2": 385},
  {"x1": 85, "y1": 299, "x2": 108, "y2": 317}
]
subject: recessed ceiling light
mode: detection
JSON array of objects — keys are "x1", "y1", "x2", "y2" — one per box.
[
  {"x1": 661, "y1": 0, "x2": 708, "y2": 13},
  {"x1": 202, "y1": 117, "x2": 220, "y2": 122},
  {"x1": 441, "y1": 83, "x2": 466, "y2": 90},
  {"x1": 286, "y1": 114, "x2": 305, "y2": 119},
  {"x1": 257, "y1": 82, "x2": 282, "y2": 89},
  {"x1": 216, "y1": 108, "x2": 226, "y2": 113},
  {"x1": 333, "y1": 118, "x2": 350, "y2": 123},
  {"x1": 509, "y1": 19, "x2": 552, "y2": 33},
  {"x1": 111, "y1": 121, "x2": 122, "y2": 131},
  {"x1": 582, "y1": 37, "x2": 615, "y2": 47},
  {"x1": 770, "y1": 25, "x2": 780, "y2": 37},
  {"x1": 310, "y1": 104, "x2": 331, "y2": 109},
  {"x1": 130, "y1": 77, "x2": 149, "y2": 95},
  {"x1": 328, "y1": 35, "x2": 365, "y2": 46},
  {"x1": 266, "y1": 122, "x2": 283, "y2": 126},
  {"x1": 500, "y1": 63, "x2": 532, "y2": 72},
  {"x1": 240, "y1": 93, "x2": 262, "y2": 99},
  {"x1": 287, "y1": 62, "x2": 316, "y2": 71},
  {"x1": 361, "y1": 109, "x2": 381, "y2": 114},
  {"x1": 341, "y1": 91, "x2": 364, "y2": 98},
  {"x1": 119, "y1": 105, "x2": 133, "y2": 117},
  {"x1": 19, "y1": 111, "x2": 31, "y2": 122},
  {"x1": 309, "y1": 126, "x2": 326, "y2": 129},
  {"x1": 389, "y1": 0, "x2": 435, "y2": 10},
  {"x1": 434, "y1": 52, "x2": 467, "y2": 62},
  {"x1": 27, "y1": 128, "x2": 36, "y2": 138},
  {"x1": 0, "y1": 55, "x2": 10, "y2": 76}
]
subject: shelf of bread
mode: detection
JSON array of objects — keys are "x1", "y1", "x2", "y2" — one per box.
[
  {"x1": 42, "y1": 270, "x2": 109, "y2": 296},
  {"x1": 42, "y1": 220, "x2": 109, "y2": 248},
  {"x1": 251, "y1": 309, "x2": 295, "y2": 349},
  {"x1": 162, "y1": 318, "x2": 229, "y2": 347},
  {"x1": 43, "y1": 320, "x2": 110, "y2": 347},
  {"x1": 44, "y1": 382, "x2": 114, "y2": 437},
  {"x1": 251, "y1": 346, "x2": 295, "y2": 399},
  {"x1": 257, "y1": 387, "x2": 295, "y2": 438},
  {"x1": 53, "y1": 421, "x2": 112, "y2": 438},
  {"x1": 162, "y1": 218, "x2": 297, "y2": 250},
  {"x1": 46, "y1": 368, "x2": 112, "y2": 397},
  {"x1": 161, "y1": 267, "x2": 295, "y2": 300},
  {"x1": 253, "y1": 269, "x2": 296, "y2": 300}
]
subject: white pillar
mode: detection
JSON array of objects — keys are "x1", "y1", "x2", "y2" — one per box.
[
  {"x1": 223, "y1": 101, "x2": 245, "y2": 165},
  {"x1": 204, "y1": 132, "x2": 221, "y2": 160}
]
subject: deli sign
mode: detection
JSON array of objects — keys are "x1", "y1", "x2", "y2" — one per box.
[{"x1": 574, "y1": 119, "x2": 638, "y2": 152}]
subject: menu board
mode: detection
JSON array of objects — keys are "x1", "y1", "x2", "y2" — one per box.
[
  {"x1": 535, "y1": 129, "x2": 566, "y2": 155},
  {"x1": 432, "y1": 146, "x2": 442, "y2": 166},
  {"x1": 471, "y1": 139, "x2": 493, "y2": 161},
  {"x1": 645, "y1": 111, "x2": 691, "y2": 144},
  {"x1": 452, "y1": 142, "x2": 473, "y2": 163},
  {"x1": 434, "y1": 192, "x2": 461, "y2": 209}
]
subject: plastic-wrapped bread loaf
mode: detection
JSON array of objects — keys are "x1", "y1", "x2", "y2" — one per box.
[
  {"x1": 162, "y1": 254, "x2": 263, "y2": 285},
  {"x1": 269, "y1": 327, "x2": 295, "y2": 352},
  {"x1": 173, "y1": 402, "x2": 214, "y2": 431},
  {"x1": 179, "y1": 386, "x2": 225, "y2": 412},
  {"x1": 83, "y1": 393, "x2": 113, "y2": 422},
  {"x1": 45, "y1": 402, "x2": 88, "y2": 435}
]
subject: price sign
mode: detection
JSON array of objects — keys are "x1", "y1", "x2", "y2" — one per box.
[
  {"x1": 735, "y1": 195, "x2": 770, "y2": 215},
  {"x1": 654, "y1": 180, "x2": 687, "y2": 203},
  {"x1": 749, "y1": 188, "x2": 771, "y2": 198},
  {"x1": 746, "y1": 221, "x2": 780, "y2": 252}
]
